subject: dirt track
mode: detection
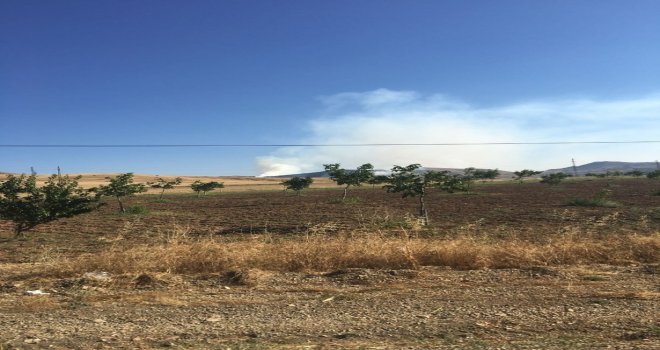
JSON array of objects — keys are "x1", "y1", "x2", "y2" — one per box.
[{"x1": 1, "y1": 264, "x2": 659, "y2": 349}]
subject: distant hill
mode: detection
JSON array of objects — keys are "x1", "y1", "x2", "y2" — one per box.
[{"x1": 544, "y1": 161, "x2": 659, "y2": 175}]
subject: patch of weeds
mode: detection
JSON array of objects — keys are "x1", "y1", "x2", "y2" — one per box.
[
  {"x1": 581, "y1": 274, "x2": 610, "y2": 281},
  {"x1": 151, "y1": 198, "x2": 173, "y2": 203},
  {"x1": 66, "y1": 290, "x2": 91, "y2": 310},
  {"x1": 567, "y1": 198, "x2": 619, "y2": 207},
  {"x1": 378, "y1": 215, "x2": 421, "y2": 230},
  {"x1": 620, "y1": 326, "x2": 660, "y2": 340},
  {"x1": 566, "y1": 188, "x2": 619, "y2": 208},
  {"x1": 328, "y1": 197, "x2": 361, "y2": 204},
  {"x1": 653, "y1": 189, "x2": 660, "y2": 196},
  {"x1": 649, "y1": 208, "x2": 660, "y2": 221},
  {"x1": 124, "y1": 205, "x2": 150, "y2": 215}
]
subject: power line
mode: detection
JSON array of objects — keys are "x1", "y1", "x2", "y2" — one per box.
[{"x1": 0, "y1": 141, "x2": 659, "y2": 148}]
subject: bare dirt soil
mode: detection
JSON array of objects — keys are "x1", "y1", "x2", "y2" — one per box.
[
  {"x1": 1, "y1": 178, "x2": 659, "y2": 349},
  {"x1": 0, "y1": 264, "x2": 658, "y2": 349},
  {"x1": 2, "y1": 178, "x2": 659, "y2": 261}
]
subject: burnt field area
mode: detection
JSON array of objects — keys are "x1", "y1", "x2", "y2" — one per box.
[{"x1": 1, "y1": 178, "x2": 659, "y2": 262}]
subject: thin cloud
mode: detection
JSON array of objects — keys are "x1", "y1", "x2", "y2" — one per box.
[{"x1": 256, "y1": 89, "x2": 660, "y2": 176}]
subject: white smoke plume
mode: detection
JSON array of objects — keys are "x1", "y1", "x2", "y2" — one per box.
[{"x1": 256, "y1": 89, "x2": 660, "y2": 176}]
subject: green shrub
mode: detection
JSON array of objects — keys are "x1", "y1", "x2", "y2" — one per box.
[
  {"x1": 328, "y1": 197, "x2": 361, "y2": 204},
  {"x1": 124, "y1": 205, "x2": 149, "y2": 215},
  {"x1": 567, "y1": 188, "x2": 619, "y2": 207},
  {"x1": 566, "y1": 198, "x2": 619, "y2": 208}
]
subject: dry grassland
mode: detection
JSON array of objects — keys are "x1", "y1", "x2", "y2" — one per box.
[{"x1": 28, "y1": 173, "x2": 338, "y2": 193}]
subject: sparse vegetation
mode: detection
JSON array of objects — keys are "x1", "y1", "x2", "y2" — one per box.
[
  {"x1": 540, "y1": 172, "x2": 571, "y2": 185},
  {"x1": 148, "y1": 177, "x2": 182, "y2": 199},
  {"x1": 514, "y1": 169, "x2": 542, "y2": 183},
  {"x1": 190, "y1": 180, "x2": 224, "y2": 197},
  {"x1": 95, "y1": 173, "x2": 147, "y2": 213},
  {"x1": 324, "y1": 163, "x2": 374, "y2": 200},
  {"x1": 586, "y1": 171, "x2": 624, "y2": 178},
  {"x1": 625, "y1": 170, "x2": 645, "y2": 177},
  {"x1": 384, "y1": 164, "x2": 466, "y2": 225},
  {"x1": 647, "y1": 170, "x2": 660, "y2": 179},
  {"x1": 462, "y1": 167, "x2": 499, "y2": 192},
  {"x1": 0, "y1": 174, "x2": 99, "y2": 237},
  {"x1": 367, "y1": 174, "x2": 389, "y2": 188},
  {"x1": 281, "y1": 176, "x2": 313, "y2": 195},
  {"x1": 567, "y1": 188, "x2": 619, "y2": 207}
]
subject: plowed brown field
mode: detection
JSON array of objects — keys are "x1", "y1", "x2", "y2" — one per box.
[{"x1": 1, "y1": 178, "x2": 659, "y2": 349}]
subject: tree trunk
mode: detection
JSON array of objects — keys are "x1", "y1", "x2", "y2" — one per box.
[
  {"x1": 419, "y1": 191, "x2": 429, "y2": 225},
  {"x1": 14, "y1": 223, "x2": 24, "y2": 238},
  {"x1": 117, "y1": 196, "x2": 125, "y2": 213},
  {"x1": 160, "y1": 188, "x2": 165, "y2": 200}
]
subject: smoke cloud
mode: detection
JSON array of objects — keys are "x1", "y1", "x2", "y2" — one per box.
[{"x1": 256, "y1": 89, "x2": 660, "y2": 176}]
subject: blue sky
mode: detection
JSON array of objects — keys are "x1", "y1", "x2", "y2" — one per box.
[{"x1": 1, "y1": 0, "x2": 659, "y2": 175}]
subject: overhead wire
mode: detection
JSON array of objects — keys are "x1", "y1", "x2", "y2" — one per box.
[{"x1": 0, "y1": 140, "x2": 659, "y2": 148}]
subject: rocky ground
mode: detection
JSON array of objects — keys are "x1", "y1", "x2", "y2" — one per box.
[{"x1": 1, "y1": 264, "x2": 658, "y2": 349}]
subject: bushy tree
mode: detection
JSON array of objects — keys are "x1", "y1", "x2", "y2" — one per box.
[
  {"x1": 368, "y1": 175, "x2": 390, "y2": 188},
  {"x1": 624, "y1": 170, "x2": 645, "y2": 177},
  {"x1": 513, "y1": 169, "x2": 542, "y2": 184},
  {"x1": 190, "y1": 180, "x2": 224, "y2": 197},
  {"x1": 647, "y1": 170, "x2": 660, "y2": 179},
  {"x1": 384, "y1": 164, "x2": 466, "y2": 225},
  {"x1": 462, "y1": 168, "x2": 500, "y2": 192},
  {"x1": 324, "y1": 163, "x2": 374, "y2": 200},
  {"x1": 149, "y1": 177, "x2": 183, "y2": 199},
  {"x1": 476, "y1": 168, "x2": 500, "y2": 182},
  {"x1": 95, "y1": 173, "x2": 147, "y2": 212},
  {"x1": 540, "y1": 172, "x2": 570, "y2": 185},
  {"x1": 282, "y1": 176, "x2": 313, "y2": 196},
  {"x1": 0, "y1": 174, "x2": 99, "y2": 237}
]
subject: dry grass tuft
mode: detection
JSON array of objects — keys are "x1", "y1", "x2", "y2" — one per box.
[
  {"x1": 2, "y1": 295, "x2": 61, "y2": 313},
  {"x1": 39, "y1": 231, "x2": 658, "y2": 277},
  {"x1": 222, "y1": 269, "x2": 268, "y2": 286}
]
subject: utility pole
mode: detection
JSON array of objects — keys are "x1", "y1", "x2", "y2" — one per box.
[
  {"x1": 30, "y1": 166, "x2": 36, "y2": 176},
  {"x1": 57, "y1": 166, "x2": 61, "y2": 180},
  {"x1": 571, "y1": 158, "x2": 578, "y2": 177}
]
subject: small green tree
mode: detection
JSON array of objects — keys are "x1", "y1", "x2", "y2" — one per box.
[
  {"x1": 96, "y1": 173, "x2": 147, "y2": 212},
  {"x1": 190, "y1": 181, "x2": 224, "y2": 197},
  {"x1": 384, "y1": 164, "x2": 466, "y2": 225},
  {"x1": 324, "y1": 163, "x2": 374, "y2": 200},
  {"x1": 282, "y1": 176, "x2": 313, "y2": 196},
  {"x1": 149, "y1": 177, "x2": 183, "y2": 200},
  {"x1": 462, "y1": 168, "x2": 478, "y2": 192},
  {"x1": 513, "y1": 169, "x2": 542, "y2": 184},
  {"x1": 540, "y1": 172, "x2": 570, "y2": 185},
  {"x1": 0, "y1": 174, "x2": 99, "y2": 237}
]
